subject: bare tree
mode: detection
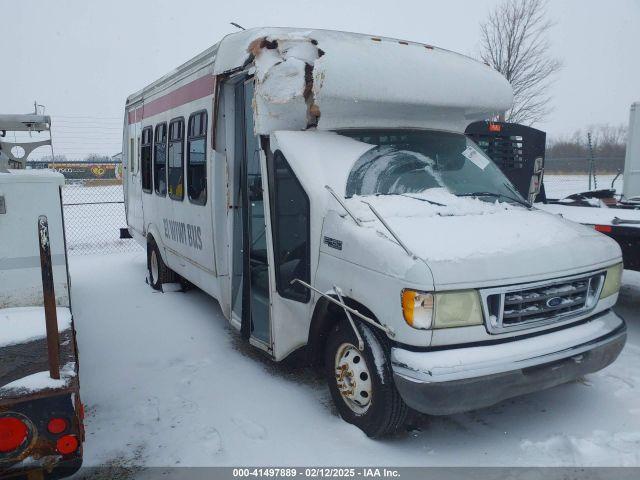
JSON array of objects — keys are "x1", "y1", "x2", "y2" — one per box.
[
  {"x1": 547, "y1": 124, "x2": 627, "y2": 159},
  {"x1": 479, "y1": 0, "x2": 561, "y2": 125}
]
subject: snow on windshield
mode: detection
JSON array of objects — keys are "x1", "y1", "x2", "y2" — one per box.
[
  {"x1": 341, "y1": 130, "x2": 525, "y2": 204},
  {"x1": 345, "y1": 188, "x2": 515, "y2": 222},
  {"x1": 346, "y1": 146, "x2": 444, "y2": 197}
]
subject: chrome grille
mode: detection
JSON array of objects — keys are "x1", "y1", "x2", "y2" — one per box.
[{"x1": 482, "y1": 272, "x2": 606, "y2": 333}]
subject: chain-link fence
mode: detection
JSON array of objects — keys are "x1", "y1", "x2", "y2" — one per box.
[
  {"x1": 55, "y1": 162, "x2": 141, "y2": 255},
  {"x1": 543, "y1": 156, "x2": 625, "y2": 199}
]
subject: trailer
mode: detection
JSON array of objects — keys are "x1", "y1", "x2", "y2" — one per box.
[
  {"x1": 0, "y1": 114, "x2": 84, "y2": 479},
  {"x1": 465, "y1": 121, "x2": 546, "y2": 203},
  {"x1": 123, "y1": 28, "x2": 625, "y2": 437}
]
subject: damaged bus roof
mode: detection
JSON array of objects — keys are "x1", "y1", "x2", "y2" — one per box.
[{"x1": 126, "y1": 27, "x2": 513, "y2": 134}]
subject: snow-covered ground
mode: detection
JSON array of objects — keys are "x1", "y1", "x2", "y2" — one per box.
[{"x1": 69, "y1": 252, "x2": 640, "y2": 468}]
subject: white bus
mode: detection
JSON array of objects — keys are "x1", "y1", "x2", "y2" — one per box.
[{"x1": 124, "y1": 28, "x2": 626, "y2": 437}]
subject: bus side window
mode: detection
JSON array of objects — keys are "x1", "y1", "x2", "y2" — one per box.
[
  {"x1": 141, "y1": 127, "x2": 153, "y2": 193},
  {"x1": 187, "y1": 111, "x2": 208, "y2": 205},
  {"x1": 154, "y1": 123, "x2": 167, "y2": 196},
  {"x1": 168, "y1": 118, "x2": 185, "y2": 201}
]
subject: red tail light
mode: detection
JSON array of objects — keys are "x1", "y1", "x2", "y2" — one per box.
[
  {"x1": 56, "y1": 434, "x2": 79, "y2": 455},
  {"x1": 0, "y1": 417, "x2": 28, "y2": 453},
  {"x1": 47, "y1": 418, "x2": 68, "y2": 435},
  {"x1": 595, "y1": 224, "x2": 612, "y2": 233}
]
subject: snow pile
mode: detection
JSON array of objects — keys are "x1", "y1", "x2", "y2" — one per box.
[
  {"x1": 0, "y1": 306, "x2": 72, "y2": 348},
  {"x1": 0, "y1": 362, "x2": 76, "y2": 395},
  {"x1": 251, "y1": 32, "x2": 320, "y2": 134}
]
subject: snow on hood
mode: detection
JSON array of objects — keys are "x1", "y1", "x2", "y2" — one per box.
[
  {"x1": 345, "y1": 189, "x2": 528, "y2": 262},
  {"x1": 343, "y1": 190, "x2": 621, "y2": 288},
  {"x1": 0, "y1": 306, "x2": 72, "y2": 348},
  {"x1": 347, "y1": 188, "x2": 579, "y2": 261}
]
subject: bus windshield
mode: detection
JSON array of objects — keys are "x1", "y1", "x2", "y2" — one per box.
[{"x1": 340, "y1": 129, "x2": 527, "y2": 206}]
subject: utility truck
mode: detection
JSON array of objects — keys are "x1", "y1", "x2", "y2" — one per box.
[
  {"x1": 0, "y1": 113, "x2": 83, "y2": 477},
  {"x1": 123, "y1": 28, "x2": 626, "y2": 437}
]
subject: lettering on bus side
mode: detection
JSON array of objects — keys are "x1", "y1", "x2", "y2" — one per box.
[{"x1": 163, "y1": 218, "x2": 203, "y2": 250}]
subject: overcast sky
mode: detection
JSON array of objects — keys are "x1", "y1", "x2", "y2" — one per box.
[{"x1": 2, "y1": 0, "x2": 639, "y2": 158}]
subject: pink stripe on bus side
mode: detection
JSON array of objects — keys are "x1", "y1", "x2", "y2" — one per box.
[{"x1": 128, "y1": 75, "x2": 215, "y2": 124}]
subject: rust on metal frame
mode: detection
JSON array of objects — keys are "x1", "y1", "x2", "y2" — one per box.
[{"x1": 37, "y1": 215, "x2": 60, "y2": 380}]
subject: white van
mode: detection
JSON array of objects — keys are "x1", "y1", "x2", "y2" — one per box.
[{"x1": 123, "y1": 28, "x2": 626, "y2": 437}]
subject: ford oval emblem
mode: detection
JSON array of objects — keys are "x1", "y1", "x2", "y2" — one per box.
[{"x1": 546, "y1": 296, "x2": 563, "y2": 307}]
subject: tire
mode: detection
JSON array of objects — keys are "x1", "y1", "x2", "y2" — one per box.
[
  {"x1": 324, "y1": 321, "x2": 408, "y2": 438},
  {"x1": 147, "y1": 240, "x2": 174, "y2": 290}
]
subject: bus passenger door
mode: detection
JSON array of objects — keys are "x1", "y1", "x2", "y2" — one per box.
[
  {"x1": 231, "y1": 78, "x2": 271, "y2": 350},
  {"x1": 264, "y1": 141, "x2": 313, "y2": 361}
]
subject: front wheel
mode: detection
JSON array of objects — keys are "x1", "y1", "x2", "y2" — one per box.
[{"x1": 324, "y1": 321, "x2": 408, "y2": 437}]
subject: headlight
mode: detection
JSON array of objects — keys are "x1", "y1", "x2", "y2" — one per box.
[
  {"x1": 433, "y1": 290, "x2": 484, "y2": 329},
  {"x1": 401, "y1": 289, "x2": 483, "y2": 330},
  {"x1": 401, "y1": 290, "x2": 434, "y2": 329},
  {"x1": 600, "y1": 263, "x2": 623, "y2": 299}
]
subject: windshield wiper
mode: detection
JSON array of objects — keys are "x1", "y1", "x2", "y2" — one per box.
[
  {"x1": 502, "y1": 182, "x2": 533, "y2": 207},
  {"x1": 373, "y1": 192, "x2": 447, "y2": 207},
  {"x1": 457, "y1": 191, "x2": 531, "y2": 208},
  {"x1": 399, "y1": 194, "x2": 446, "y2": 207}
]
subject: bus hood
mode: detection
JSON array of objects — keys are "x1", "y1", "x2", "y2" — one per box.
[{"x1": 342, "y1": 190, "x2": 622, "y2": 289}]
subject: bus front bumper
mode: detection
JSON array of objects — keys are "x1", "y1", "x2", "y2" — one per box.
[{"x1": 390, "y1": 310, "x2": 626, "y2": 415}]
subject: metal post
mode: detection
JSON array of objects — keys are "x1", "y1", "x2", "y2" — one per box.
[
  {"x1": 38, "y1": 215, "x2": 60, "y2": 380},
  {"x1": 587, "y1": 132, "x2": 597, "y2": 191}
]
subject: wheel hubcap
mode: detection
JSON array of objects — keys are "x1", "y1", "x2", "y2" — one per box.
[
  {"x1": 150, "y1": 250, "x2": 159, "y2": 284},
  {"x1": 335, "y1": 343, "x2": 372, "y2": 414}
]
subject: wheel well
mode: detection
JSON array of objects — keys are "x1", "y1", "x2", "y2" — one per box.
[{"x1": 307, "y1": 295, "x2": 379, "y2": 367}]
